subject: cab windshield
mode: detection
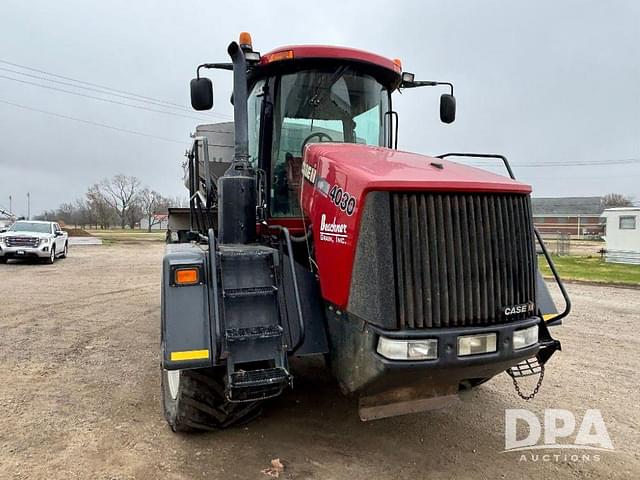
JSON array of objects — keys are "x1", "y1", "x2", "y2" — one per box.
[{"x1": 269, "y1": 68, "x2": 390, "y2": 216}]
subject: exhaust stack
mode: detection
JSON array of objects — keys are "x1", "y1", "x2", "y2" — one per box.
[{"x1": 218, "y1": 41, "x2": 256, "y2": 245}]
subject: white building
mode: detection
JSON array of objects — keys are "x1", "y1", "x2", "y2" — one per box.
[{"x1": 601, "y1": 207, "x2": 640, "y2": 264}]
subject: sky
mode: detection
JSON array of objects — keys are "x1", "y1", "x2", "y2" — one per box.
[{"x1": 0, "y1": 0, "x2": 638, "y2": 217}]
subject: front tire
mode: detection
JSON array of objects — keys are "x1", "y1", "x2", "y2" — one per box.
[
  {"x1": 45, "y1": 246, "x2": 55, "y2": 264},
  {"x1": 60, "y1": 242, "x2": 68, "y2": 258},
  {"x1": 161, "y1": 367, "x2": 262, "y2": 432}
]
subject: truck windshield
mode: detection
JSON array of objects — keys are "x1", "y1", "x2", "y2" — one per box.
[
  {"x1": 271, "y1": 68, "x2": 390, "y2": 216},
  {"x1": 9, "y1": 222, "x2": 52, "y2": 233}
]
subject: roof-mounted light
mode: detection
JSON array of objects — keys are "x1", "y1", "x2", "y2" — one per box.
[
  {"x1": 261, "y1": 50, "x2": 295, "y2": 64},
  {"x1": 239, "y1": 31, "x2": 253, "y2": 50},
  {"x1": 393, "y1": 58, "x2": 403, "y2": 71}
]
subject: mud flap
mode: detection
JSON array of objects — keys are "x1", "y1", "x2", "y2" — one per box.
[{"x1": 161, "y1": 243, "x2": 213, "y2": 370}]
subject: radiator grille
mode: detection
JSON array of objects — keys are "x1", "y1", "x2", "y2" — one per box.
[
  {"x1": 6, "y1": 236, "x2": 39, "y2": 248},
  {"x1": 391, "y1": 192, "x2": 536, "y2": 329}
]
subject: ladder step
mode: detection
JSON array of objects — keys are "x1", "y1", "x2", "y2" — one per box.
[
  {"x1": 223, "y1": 286, "x2": 277, "y2": 298},
  {"x1": 219, "y1": 249, "x2": 272, "y2": 258},
  {"x1": 230, "y1": 367, "x2": 290, "y2": 388},
  {"x1": 508, "y1": 357, "x2": 542, "y2": 378},
  {"x1": 226, "y1": 325, "x2": 283, "y2": 342}
]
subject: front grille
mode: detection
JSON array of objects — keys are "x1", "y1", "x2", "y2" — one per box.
[
  {"x1": 391, "y1": 192, "x2": 536, "y2": 329},
  {"x1": 6, "y1": 236, "x2": 39, "y2": 248}
]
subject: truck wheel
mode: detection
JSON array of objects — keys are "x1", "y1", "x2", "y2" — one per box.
[
  {"x1": 161, "y1": 367, "x2": 262, "y2": 432},
  {"x1": 60, "y1": 242, "x2": 68, "y2": 258},
  {"x1": 45, "y1": 246, "x2": 56, "y2": 264}
]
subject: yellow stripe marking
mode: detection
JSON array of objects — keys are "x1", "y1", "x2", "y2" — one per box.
[
  {"x1": 542, "y1": 313, "x2": 557, "y2": 321},
  {"x1": 170, "y1": 349, "x2": 210, "y2": 361}
]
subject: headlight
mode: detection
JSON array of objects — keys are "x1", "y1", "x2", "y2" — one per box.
[
  {"x1": 40, "y1": 238, "x2": 50, "y2": 245},
  {"x1": 457, "y1": 333, "x2": 497, "y2": 356},
  {"x1": 377, "y1": 337, "x2": 438, "y2": 360},
  {"x1": 513, "y1": 325, "x2": 538, "y2": 350}
]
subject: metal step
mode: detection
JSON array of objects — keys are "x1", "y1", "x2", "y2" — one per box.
[
  {"x1": 508, "y1": 357, "x2": 542, "y2": 378},
  {"x1": 226, "y1": 325, "x2": 283, "y2": 342},
  {"x1": 228, "y1": 367, "x2": 291, "y2": 402},
  {"x1": 223, "y1": 286, "x2": 277, "y2": 298}
]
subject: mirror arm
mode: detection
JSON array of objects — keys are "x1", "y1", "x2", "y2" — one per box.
[
  {"x1": 196, "y1": 62, "x2": 233, "y2": 78},
  {"x1": 401, "y1": 80, "x2": 454, "y2": 95}
]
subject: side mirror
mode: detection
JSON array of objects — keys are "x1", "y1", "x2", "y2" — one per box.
[
  {"x1": 55, "y1": 230, "x2": 64, "y2": 237},
  {"x1": 190, "y1": 77, "x2": 214, "y2": 111},
  {"x1": 0, "y1": 228, "x2": 6, "y2": 233},
  {"x1": 440, "y1": 94, "x2": 456, "y2": 124}
]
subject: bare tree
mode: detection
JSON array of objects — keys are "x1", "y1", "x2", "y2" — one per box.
[
  {"x1": 86, "y1": 184, "x2": 116, "y2": 229},
  {"x1": 168, "y1": 195, "x2": 190, "y2": 208},
  {"x1": 74, "y1": 199, "x2": 94, "y2": 228},
  {"x1": 140, "y1": 188, "x2": 171, "y2": 232},
  {"x1": 602, "y1": 193, "x2": 634, "y2": 209},
  {"x1": 56, "y1": 203, "x2": 75, "y2": 226},
  {"x1": 100, "y1": 174, "x2": 141, "y2": 229}
]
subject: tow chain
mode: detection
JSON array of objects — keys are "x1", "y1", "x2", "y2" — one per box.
[{"x1": 508, "y1": 363, "x2": 545, "y2": 400}]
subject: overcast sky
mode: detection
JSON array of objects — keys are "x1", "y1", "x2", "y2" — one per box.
[{"x1": 1, "y1": 0, "x2": 638, "y2": 217}]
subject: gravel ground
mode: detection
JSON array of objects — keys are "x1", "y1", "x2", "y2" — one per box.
[{"x1": 0, "y1": 244, "x2": 638, "y2": 479}]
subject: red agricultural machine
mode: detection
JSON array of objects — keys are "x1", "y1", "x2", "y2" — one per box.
[{"x1": 160, "y1": 33, "x2": 569, "y2": 430}]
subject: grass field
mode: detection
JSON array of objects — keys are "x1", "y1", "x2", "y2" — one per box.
[
  {"x1": 85, "y1": 229, "x2": 165, "y2": 244},
  {"x1": 539, "y1": 254, "x2": 640, "y2": 286}
]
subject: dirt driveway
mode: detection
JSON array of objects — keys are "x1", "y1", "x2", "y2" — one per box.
[{"x1": 1, "y1": 244, "x2": 638, "y2": 479}]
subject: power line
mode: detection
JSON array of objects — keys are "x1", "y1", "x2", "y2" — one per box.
[
  {"x1": 0, "y1": 59, "x2": 232, "y2": 119},
  {"x1": 0, "y1": 65, "x2": 218, "y2": 119},
  {"x1": 0, "y1": 98, "x2": 186, "y2": 145},
  {"x1": 0, "y1": 74, "x2": 222, "y2": 122},
  {"x1": 0, "y1": 58, "x2": 232, "y2": 120}
]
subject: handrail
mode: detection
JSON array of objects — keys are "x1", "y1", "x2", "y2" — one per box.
[
  {"x1": 534, "y1": 227, "x2": 572, "y2": 324},
  {"x1": 269, "y1": 225, "x2": 306, "y2": 352},
  {"x1": 207, "y1": 228, "x2": 222, "y2": 361},
  {"x1": 437, "y1": 152, "x2": 516, "y2": 180}
]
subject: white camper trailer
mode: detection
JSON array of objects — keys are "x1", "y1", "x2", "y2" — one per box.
[{"x1": 601, "y1": 207, "x2": 640, "y2": 264}]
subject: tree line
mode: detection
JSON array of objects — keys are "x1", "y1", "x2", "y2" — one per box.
[{"x1": 35, "y1": 174, "x2": 186, "y2": 231}]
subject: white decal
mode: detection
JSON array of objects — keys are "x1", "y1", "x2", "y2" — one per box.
[
  {"x1": 302, "y1": 162, "x2": 317, "y2": 184},
  {"x1": 319, "y1": 214, "x2": 348, "y2": 244}
]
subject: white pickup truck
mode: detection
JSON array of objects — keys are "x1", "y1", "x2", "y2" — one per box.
[{"x1": 0, "y1": 220, "x2": 68, "y2": 264}]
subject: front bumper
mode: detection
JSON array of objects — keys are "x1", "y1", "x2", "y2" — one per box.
[
  {"x1": 0, "y1": 244, "x2": 52, "y2": 259},
  {"x1": 327, "y1": 313, "x2": 559, "y2": 396}
]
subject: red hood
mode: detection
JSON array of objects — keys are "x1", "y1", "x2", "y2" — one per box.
[
  {"x1": 304, "y1": 143, "x2": 530, "y2": 194},
  {"x1": 299, "y1": 143, "x2": 532, "y2": 309}
]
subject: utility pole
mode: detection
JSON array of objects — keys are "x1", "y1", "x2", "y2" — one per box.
[
  {"x1": 8, "y1": 195, "x2": 12, "y2": 214},
  {"x1": 27, "y1": 192, "x2": 30, "y2": 220}
]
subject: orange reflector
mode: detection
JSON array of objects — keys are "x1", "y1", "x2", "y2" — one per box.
[
  {"x1": 262, "y1": 50, "x2": 294, "y2": 64},
  {"x1": 239, "y1": 31, "x2": 253, "y2": 49},
  {"x1": 175, "y1": 268, "x2": 199, "y2": 285}
]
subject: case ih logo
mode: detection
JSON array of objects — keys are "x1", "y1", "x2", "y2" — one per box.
[
  {"x1": 503, "y1": 302, "x2": 534, "y2": 316},
  {"x1": 319, "y1": 214, "x2": 347, "y2": 244},
  {"x1": 301, "y1": 162, "x2": 317, "y2": 185}
]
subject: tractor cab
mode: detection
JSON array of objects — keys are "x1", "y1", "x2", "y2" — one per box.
[
  {"x1": 190, "y1": 36, "x2": 454, "y2": 223},
  {"x1": 247, "y1": 56, "x2": 396, "y2": 217}
]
